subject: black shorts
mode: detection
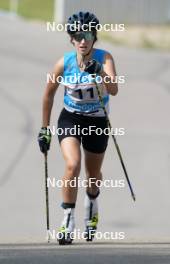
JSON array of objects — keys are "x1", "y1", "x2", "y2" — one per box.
[{"x1": 57, "y1": 108, "x2": 109, "y2": 154}]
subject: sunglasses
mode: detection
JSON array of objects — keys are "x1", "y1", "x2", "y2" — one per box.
[{"x1": 72, "y1": 31, "x2": 94, "y2": 42}]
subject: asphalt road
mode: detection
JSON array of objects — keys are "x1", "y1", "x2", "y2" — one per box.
[
  {"x1": 1, "y1": 244, "x2": 170, "y2": 264},
  {"x1": 0, "y1": 14, "x2": 170, "y2": 247}
]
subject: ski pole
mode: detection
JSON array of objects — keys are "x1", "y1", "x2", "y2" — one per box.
[
  {"x1": 44, "y1": 151, "x2": 50, "y2": 242},
  {"x1": 94, "y1": 80, "x2": 136, "y2": 201}
]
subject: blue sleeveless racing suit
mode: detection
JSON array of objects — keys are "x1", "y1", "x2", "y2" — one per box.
[{"x1": 62, "y1": 48, "x2": 109, "y2": 117}]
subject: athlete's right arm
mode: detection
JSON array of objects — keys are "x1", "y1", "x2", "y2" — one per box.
[{"x1": 42, "y1": 57, "x2": 64, "y2": 127}]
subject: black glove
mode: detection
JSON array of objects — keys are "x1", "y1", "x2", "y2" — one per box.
[
  {"x1": 38, "y1": 127, "x2": 51, "y2": 153},
  {"x1": 84, "y1": 59, "x2": 102, "y2": 75}
]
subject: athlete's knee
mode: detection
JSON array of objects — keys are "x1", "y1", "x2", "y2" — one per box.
[{"x1": 65, "y1": 160, "x2": 81, "y2": 178}]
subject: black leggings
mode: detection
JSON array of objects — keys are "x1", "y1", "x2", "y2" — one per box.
[{"x1": 57, "y1": 108, "x2": 109, "y2": 154}]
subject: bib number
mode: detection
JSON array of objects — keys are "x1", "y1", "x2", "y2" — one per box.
[{"x1": 75, "y1": 87, "x2": 94, "y2": 99}]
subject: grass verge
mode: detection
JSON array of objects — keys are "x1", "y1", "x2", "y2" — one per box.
[
  {"x1": 0, "y1": 0, "x2": 54, "y2": 21},
  {"x1": 100, "y1": 25, "x2": 170, "y2": 51}
]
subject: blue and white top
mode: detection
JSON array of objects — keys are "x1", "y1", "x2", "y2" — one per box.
[{"x1": 62, "y1": 48, "x2": 109, "y2": 117}]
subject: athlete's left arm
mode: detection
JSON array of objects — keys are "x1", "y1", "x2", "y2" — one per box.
[{"x1": 100, "y1": 53, "x2": 118, "y2": 96}]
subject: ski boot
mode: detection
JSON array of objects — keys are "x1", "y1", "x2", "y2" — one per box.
[
  {"x1": 84, "y1": 214, "x2": 98, "y2": 241},
  {"x1": 57, "y1": 208, "x2": 75, "y2": 245}
]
